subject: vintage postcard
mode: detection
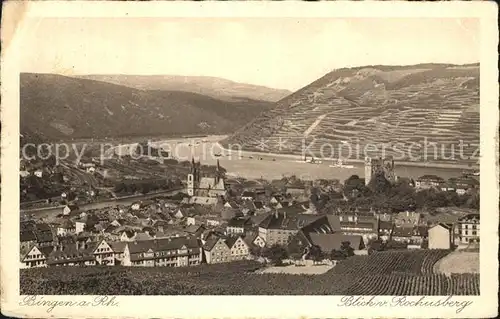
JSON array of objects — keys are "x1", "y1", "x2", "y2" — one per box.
[{"x1": 1, "y1": 1, "x2": 498, "y2": 318}]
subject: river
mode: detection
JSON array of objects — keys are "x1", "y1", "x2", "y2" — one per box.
[
  {"x1": 147, "y1": 136, "x2": 472, "y2": 181},
  {"x1": 23, "y1": 136, "x2": 474, "y2": 217}
]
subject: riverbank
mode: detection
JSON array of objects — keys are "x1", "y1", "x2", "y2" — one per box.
[{"x1": 217, "y1": 143, "x2": 479, "y2": 170}]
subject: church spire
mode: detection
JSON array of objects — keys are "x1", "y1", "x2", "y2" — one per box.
[
  {"x1": 190, "y1": 157, "x2": 196, "y2": 175},
  {"x1": 215, "y1": 159, "x2": 220, "y2": 184}
]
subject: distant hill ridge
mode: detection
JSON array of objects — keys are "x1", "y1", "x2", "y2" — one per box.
[
  {"x1": 20, "y1": 73, "x2": 275, "y2": 142},
  {"x1": 75, "y1": 74, "x2": 292, "y2": 102},
  {"x1": 222, "y1": 63, "x2": 480, "y2": 165}
]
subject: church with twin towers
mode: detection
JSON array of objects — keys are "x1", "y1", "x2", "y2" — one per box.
[{"x1": 186, "y1": 158, "x2": 226, "y2": 201}]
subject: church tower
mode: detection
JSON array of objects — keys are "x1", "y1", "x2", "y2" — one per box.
[{"x1": 187, "y1": 158, "x2": 196, "y2": 196}]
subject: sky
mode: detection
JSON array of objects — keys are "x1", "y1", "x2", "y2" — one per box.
[{"x1": 17, "y1": 17, "x2": 479, "y2": 91}]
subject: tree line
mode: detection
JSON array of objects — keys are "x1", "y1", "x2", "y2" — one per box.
[{"x1": 312, "y1": 173, "x2": 479, "y2": 214}]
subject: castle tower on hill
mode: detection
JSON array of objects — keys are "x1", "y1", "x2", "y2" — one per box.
[{"x1": 364, "y1": 156, "x2": 395, "y2": 185}]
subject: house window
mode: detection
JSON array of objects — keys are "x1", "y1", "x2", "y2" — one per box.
[
  {"x1": 472, "y1": 231, "x2": 477, "y2": 235},
  {"x1": 472, "y1": 225, "x2": 477, "y2": 230}
]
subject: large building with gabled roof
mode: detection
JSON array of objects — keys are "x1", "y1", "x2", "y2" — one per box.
[
  {"x1": 122, "y1": 236, "x2": 202, "y2": 267},
  {"x1": 257, "y1": 211, "x2": 340, "y2": 247}
]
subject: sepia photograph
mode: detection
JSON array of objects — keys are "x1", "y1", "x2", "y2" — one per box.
[{"x1": 1, "y1": 1, "x2": 498, "y2": 318}]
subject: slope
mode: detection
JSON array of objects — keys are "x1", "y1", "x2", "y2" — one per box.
[
  {"x1": 76, "y1": 74, "x2": 292, "y2": 102},
  {"x1": 221, "y1": 63, "x2": 480, "y2": 165},
  {"x1": 20, "y1": 73, "x2": 274, "y2": 142}
]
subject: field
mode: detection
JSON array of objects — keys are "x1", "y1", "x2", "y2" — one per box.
[
  {"x1": 434, "y1": 251, "x2": 480, "y2": 276},
  {"x1": 20, "y1": 250, "x2": 480, "y2": 295},
  {"x1": 257, "y1": 264, "x2": 333, "y2": 275}
]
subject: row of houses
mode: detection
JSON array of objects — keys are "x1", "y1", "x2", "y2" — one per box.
[
  {"x1": 21, "y1": 211, "x2": 480, "y2": 269},
  {"x1": 414, "y1": 175, "x2": 479, "y2": 194},
  {"x1": 428, "y1": 213, "x2": 480, "y2": 249},
  {"x1": 21, "y1": 233, "x2": 257, "y2": 268}
]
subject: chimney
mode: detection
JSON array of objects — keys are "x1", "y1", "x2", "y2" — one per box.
[
  {"x1": 284, "y1": 211, "x2": 287, "y2": 219},
  {"x1": 274, "y1": 210, "x2": 279, "y2": 219}
]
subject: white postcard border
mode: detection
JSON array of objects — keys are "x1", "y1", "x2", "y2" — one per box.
[{"x1": 1, "y1": 1, "x2": 498, "y2": 318}]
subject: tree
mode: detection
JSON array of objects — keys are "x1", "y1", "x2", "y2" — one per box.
[
  {"x1": 368, "y1": 172, "x2": 392, "y2": 194},
  {"x1": 465, "y1": 192, "x2": 479, "y2": 209},
  {"x1": 420, "y1": 239, "x2": 429, "y2": 249},
  {"x1": 340, "y1": 241, "x2": 355, "y2": 258},
  {"x1": 286, "y1": 237, "x2": 307, "y2": 260},
  {"x1": 329, "y1": 190, "x2": 344, "y2": 200},
  {"x1": 127, "y1": 183, "x2": 137, "y2": 194},
  {"x1": 44, "y1": 155, "x2": 57, "y2": 167},
  {"x1": 249, "y1": 245, "x2": 264, "y2": 258},
  {"x1": 262, "y1": 244, "x2": 288, "y2": 266},
  {"x1": 51, "y1": 172, "x2": 64, "y2": 183},
  {"x1": 114, "y1": 182, "x2": 126, "y2": 193},
  {"x1": 141, "y1": 183, "x2": 151, "y2": 195},
  {"x1": 308, "y1": 244, "x2": 324, "y2": 262},
  {"x1": 367, "y1": 238, "x2": 384, "y2": 254},
  {"x1": 343, "y1": 175, "x2": 367, "y2": 196},
  {"x1": 85, "y1": 214, "x2": 99, "y2": 231},
  {"x1": 330, "y1": 249, "x2": 346, "y2": 260},
  {"x1": 415, "y1": 188, "x2": 449, "y2": 209}
]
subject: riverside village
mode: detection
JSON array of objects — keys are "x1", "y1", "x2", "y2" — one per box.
[
  {"x1": 17, "y1": 19, "x2": 482, "y2": 294},
  {"x1": 20, "y1": 144, "x2": 480, "y2": 295}
]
